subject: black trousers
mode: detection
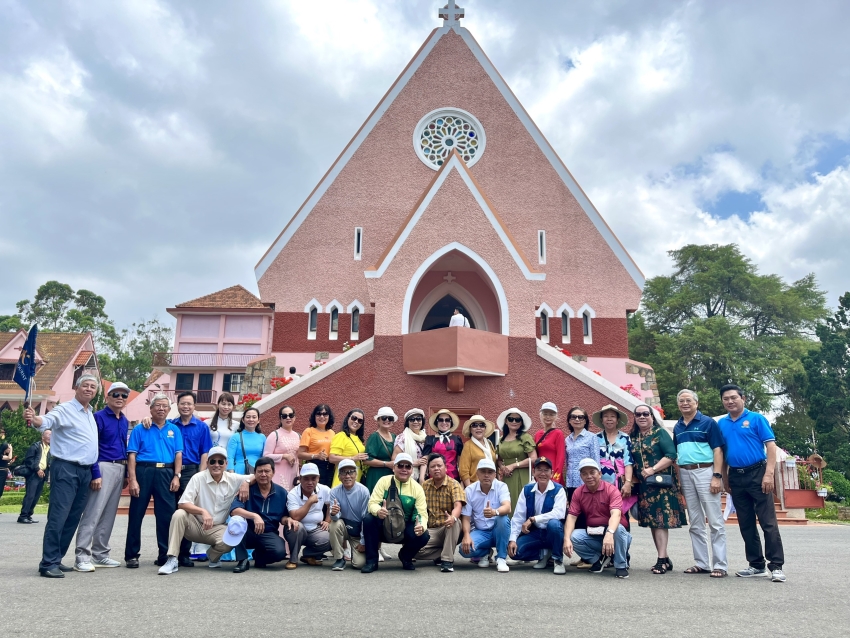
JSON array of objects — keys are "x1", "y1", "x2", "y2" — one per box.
[
  {"x1": 363, "y1": 513, "x2": 429, "y2": 564},
  {"x1": 236, "y1": 522, "x2": 288, "y2": 566},
  {"x1": 729, "y1": 463, "x2": 785, "y2": 570},
  {"x1": 40, "y1": 459, "x2": 91, "y2": 571},
  {"x1": 124, "y1": 466, "x2": 175, "y2": 561},
  {"x1": 175, "y1": 465, "x2": 199, "y2": 559},
  {"x1": 21, "y1": 473, "x2": 46, "y2": 518}
]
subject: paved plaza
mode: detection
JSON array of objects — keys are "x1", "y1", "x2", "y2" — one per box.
[{"x1": 1, "y1": 515, "x2": 848, "y2": 637}]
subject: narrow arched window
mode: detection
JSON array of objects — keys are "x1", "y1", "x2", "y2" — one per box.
[
  {"x1": 330, "y1": 308, "x2": 339, "y2": 332},
  {"x1": 540, "y1": 311, "x2": 549, "y2": 337},
  {"x1": 582, "y1": 311, "x2": 590, "y2": 337},
  {"x1": 561, "y1": 312, "x2": 569, "y2": 337},
  {"x1": 351, "y1": 308, "x2": 360, "y2": 334},
  {"x1": 309, "y1": 307, "x2": 318, "y2": 332}
]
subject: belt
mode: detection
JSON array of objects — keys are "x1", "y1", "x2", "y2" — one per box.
[
  {"x1": 679, "y1": 463, "x2": 714, "y2": 470},
  {"x1": 54, "y1": 457, "x2": 93, "y2": 469},
  {"x1": 182, "y1": 464, "x2": 199, "y2": 470},
  {"x1": 730, "y1": 459, "x2": 767, "y2": 474},
  {"x1": 102, "y1": 460, "x2": 127, "y2": 465},
  {"x1": 136, "y1": 462, "x2": 173, "y2": 468}
]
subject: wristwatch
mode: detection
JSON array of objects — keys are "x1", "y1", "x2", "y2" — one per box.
[{"x1": 712, "y1": 472, "x2": 722, "y2": 479}]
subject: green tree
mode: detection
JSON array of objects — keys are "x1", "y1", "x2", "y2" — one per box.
[
  {"x1": 98, "y1": 318, "x2": 173, "y2": 391},
  {"x1": 0, "y1": 315, "x2": 23, "y2": 332},
  {"x1": 15, "y1": 281, "x2": 116, "y2": 344},
  {"x1": 630, "y1": 244, "x2": 828, "y2": 418},
  {"x1": 802, "y1": 292, "x2": 850, "y2": 477},
  {"x1": 0, "y1": 406, "x2": 40, "y2": 470}
]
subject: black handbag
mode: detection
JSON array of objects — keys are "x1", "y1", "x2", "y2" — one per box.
[
  {"x1": 638, "y1": 431, "x2": 674, "y2": 489},
  {"x1": 239, "y1": 433, "x2": 254, "y2": 474}
]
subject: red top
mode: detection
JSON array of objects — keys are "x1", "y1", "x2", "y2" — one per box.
[
  {"x1": 568, "y1": 480, "x2": 623, "y2": 528},
  {"x1": 534, "y1": 428, "x2": 566, "y2": 486}
]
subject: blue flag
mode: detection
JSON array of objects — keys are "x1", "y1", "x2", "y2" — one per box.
[{"x1": 13, "y1": 324, "x2": 38, "y2": 397}]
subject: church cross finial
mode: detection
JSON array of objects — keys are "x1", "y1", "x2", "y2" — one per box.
[{"x1": 439, "y1": 1, "x2": 464, "y2": 27}]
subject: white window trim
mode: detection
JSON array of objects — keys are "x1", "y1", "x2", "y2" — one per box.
[
  {"x1": 556, "y1": 303, "x2": 574, "y2": 344},
  {"x1": 578, "y1": 304, "x2": 596, "y2": 344},
  {"x1": 412, "y1": 107, "x2": 487, "y2": 170},
  {"x1": 305, "y1": 299, "x2": 322, "y2": 340},
  {"x1": 538, "y1": 230, "x2": 546, "y2": 265},
  {"x1": 354, "y1": 227, "x2": 363, "y2": 261},
  {"x1": 535, "y1": 303, "x2": 553, "y2": 344},
  {"x1": 325, "y1": 299, "x2": 344, "y2": 341},
  {"x1": 347, "y1": 300, "x2": 365, "y2": 341}
]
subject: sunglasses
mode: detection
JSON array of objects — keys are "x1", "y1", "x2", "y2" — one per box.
[
  {"x1": 349, "y1": 416, "x2": 364, "y2": 424},
  {"x1": 635, "y1": 412, "x2": 652, "y2": 418},
  {"x1": 470, "y1": 423, "x2": 486, "y2": 428},
  {"x1": 208, "y1": 459, "x2": 226, "y2": 466},
  {"x1": 339, "y1": 468, "x2": 357, "y2": 475},
  {"x1": 280, "y1": 412, "x2": 295, "y2": 419},
  {"x1": 110, "y1": 392, "x2": 129, "y2": 399},
  {"x1": 505, "y1": 416, "x2": 523, "y2": 423},
  {"x1": 570, "y1": 415, "x2": 587, "y2": 421},
  {"x1": 316, "y1": 411, "x2": 329, "y2": 417},
  {"x1": 408, "y1": 416, "x2": 423, "y2": 422},
  {"x1": 379, "y1": 416, "x2": 395, "y2": 422},
  {"x1": 436, "y1": 417, "x2": 452, "y2": 423},
  {"x1": 396, "y1": 463, "x2": 412, "y2": 470}
]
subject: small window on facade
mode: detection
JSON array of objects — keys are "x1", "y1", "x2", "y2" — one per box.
[
  {"x1": 309, "y1": 308, "x2": 318, "y2": 332},
  {"x1": 540, "y1": 311, "x2": 548, "y2": 337},
  {"x1": 330, "y1": 308, "x2": 339, "y2": 333},
  {"x1": 354, "y1": 227, "x2": 363, "y2": 260},
  {"x1": 538, "y1": 230, "x2": 546, "y2": 265},
  {"x1": 229, "y1": 373, "x2": 244, "y2": 393},
  {"x1": 561, "y1": 312, "x2": 569, "y2": 338},
  {"x1": 175, "y1": 373, "x2": 194, "y2": 391},
  {"x1": 351, "y1": 308, "x2": 360, "y2": 337},
  {"x1": 582, "y1": 312, "x2": 590, "y2": 337}
]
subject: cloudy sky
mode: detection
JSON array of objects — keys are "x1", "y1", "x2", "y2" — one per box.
[{"x1": 2, "y1": 0, "x2": 849, "y2": 329}]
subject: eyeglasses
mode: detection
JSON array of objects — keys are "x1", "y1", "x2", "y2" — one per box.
[
  {"x1": 379, "y1": 416, "x2": 395, "y2": 422},
  {"x1": 316, "y1": 411, "x2": 329, "y2": 417},
  {"x1": 110, "y1": 392, "x2": 129, "y2": 399},
  {"x1": 396, "y1": 463, "x2": 412, "y2": 470},
  {"x1": 280, "y1": 412, "x2": 295, "y2": 419},
  {"x1": 635, "y1": 412, "x2": 652, "y2": 418},
  {"x1": 470, "y1": 423, "x2": 486, "y2": 429},
  {"x1": 208, "y1": 459, "x2": 226, "y2": 466},
  {"x1": 505, "y1": 416, "x2": 523, "y2": 423},
  {"x1": 339, "y1": 469, "x2": 357, "y2": 476},
  {"x1": 408, "y1": 416, "x2": 423, "y2": 422},
  {"x1": 349, "y1": 416, "x2": 364, "y2": 424},
  {"x1": 436, "y1": 418, "x2": 452, "y2": 423},
  {"x1": 569, "y1": 415, "x2": 586, "y2": 421}
]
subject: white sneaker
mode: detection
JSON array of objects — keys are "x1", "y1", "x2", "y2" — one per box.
[
  {"x1": 505, "y1": 558, "x2": 520, "y2": 566},
  {"x1": 208, "y1": 561, "x2": 221, "y2": 569},
  {"x1": 157, "y1": 557, "x2": 179, "y2": 575},
  {"x1": 344, "y1": 546, "x2": 352, "y2": 561},
  {"x1": 73, "y1": 562, "x2": 95, "y2": 573},
  {"x1": 554, "y1": 561, "x2": 566, "y2": 575},
  {"x1": 379, "y1": 547, "x2": 391, "y2": 561},
  {"x1": 496, "y1": 558, "x2": 509, "y2": 573},
  {"x1": 478, "y1": 556, "x2": 490, "y2": 568},
  {"x1": 534, "y1": 550, "x2": 552, "y2": 569},
  {"x1": 92, "y1": 557, "x2": 120, "y2": 568},
  {"x1": 378, "y1": 553, "x2": 385, "y2": 563},
  {"x1": 771, "y1": 569, "x2": 786, "y2": 583}
]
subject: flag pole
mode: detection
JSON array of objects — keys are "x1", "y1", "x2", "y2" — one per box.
[{"x1": 25, "y1": 376, "x2": 32, "y2": 427}]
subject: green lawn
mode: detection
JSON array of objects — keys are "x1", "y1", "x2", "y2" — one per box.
[{"x1": 0, "y1": 503, "x2": 48, "y2": 515}]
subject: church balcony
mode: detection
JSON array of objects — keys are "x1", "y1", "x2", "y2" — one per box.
[
  {"x1": 402, "y1": 327, "x2": 509, "y2": 392},
  {"x1": 152, "y1": 352, "x2": 257, "y2": 370}
]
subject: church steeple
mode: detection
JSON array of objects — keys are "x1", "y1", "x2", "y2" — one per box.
[{"x1": 438, "y1": 1, "x2": 464, "y2": 27}]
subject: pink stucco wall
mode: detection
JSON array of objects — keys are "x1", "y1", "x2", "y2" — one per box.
[{"x1": 257, "y1": 29, "x2": 642, "y2": 333}]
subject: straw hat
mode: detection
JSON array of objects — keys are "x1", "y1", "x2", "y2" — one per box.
[
  {"x1": 462, "y1": 415, "x2": 495, "y2": 438},
  {"x1": 496, "y1": 408, "x2": 532, "y2": 433},
  {"x1": 428, "y1": 409, "x2": 460, "y2": 433},
  {"x1": 591, "y1": 404, "x2": 629, "y2": 429}
]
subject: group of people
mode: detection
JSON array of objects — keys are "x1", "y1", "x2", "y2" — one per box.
[{"x1": 22, "y1": 375, "x2": 786, "y2": 583}]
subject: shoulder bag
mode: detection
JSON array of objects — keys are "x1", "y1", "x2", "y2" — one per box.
[
  {"x1": 240, "y1": 432, "x2": 255, "y2": 474},
  {"x1": 382, "y1": 478, "x2": 406, "y2": 543},
  {"x1": 638, "y1": 431, "x2": 673, "y2": 489}
]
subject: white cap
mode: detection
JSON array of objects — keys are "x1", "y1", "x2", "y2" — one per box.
[
  {"x1": 540, "y1": 401, "x2": 558, "y2": 413},
  {"x1": 208, "y1": 446, "x2": 228, "y2": 460},
  {"x1": 300, "y1": 463, "x2": 320, "y2": 476},
  {"x1": 374, "y1": 406, "x2": 398, "y2": 421},
  {"x1": 394, "y1": 453, "x2": 414, "y2": 466},
  {"x1": 107, "y1": 382, "x2": 131, "y2": 395},
  {"x1": 476, "y1": 459, "x2": 496, "y2": 472},
  {"x1": 222, "y1": 515, "x2": 248, "y2": 545},
  {"x1": 337, "y1": 459, "x2": 356, "y2": 472},
  {"x1": 578, "y1": 457, "x2": 600, "y2": 471}
]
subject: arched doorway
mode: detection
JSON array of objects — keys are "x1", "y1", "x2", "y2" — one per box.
[{"x1": 421, "y1": 295, "x2": 477, "y2": 331}]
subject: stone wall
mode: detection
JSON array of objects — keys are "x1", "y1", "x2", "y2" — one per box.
[
  {"x1": 625, "y1": 362, "x2": 661, "y2": 407},
  {"x1": 243, "y1": 356, "x2": 288, "y2": 396}
]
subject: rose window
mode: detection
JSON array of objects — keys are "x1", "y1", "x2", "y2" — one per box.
[{"x1": 413, "y1": 108, "x2": 486, "y2": 170}]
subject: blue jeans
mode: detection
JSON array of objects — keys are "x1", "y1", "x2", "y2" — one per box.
[
  {"x1": 571, "y1": 524, "x2": 632, "y2": 569},
  {"x1": 514, "y1": 519, "x2": 564, "y2": 562},
  {"x1": 459, "y1": 516, "x2": 510, "y2": 560}
]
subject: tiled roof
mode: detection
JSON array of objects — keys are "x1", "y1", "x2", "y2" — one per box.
[
  {"x1": 144, "y1": 369, "x2": 164, "y2": 388},
  {"x1": 175, "y1": 285, "x2": 266, "y2": 309},
  {"x1": 35, "y1": 333, "x2": 90, "y2": 389},
  {"x1": 74, "y1": 350, "x2": 95, "y2": 365},
  {"x1": 0, "y1": 333, "x2": 16, "y2": 349}
]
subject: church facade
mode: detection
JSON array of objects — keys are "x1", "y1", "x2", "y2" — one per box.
[{"x1": 247, "y1": 5, "x2": 660, "y2": 432}]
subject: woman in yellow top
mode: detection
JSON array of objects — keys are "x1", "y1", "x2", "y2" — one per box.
[
  {"x1": 458, "y1": 415, "x2": 497, "y2": 486},
  {"x1": 329, "y1": 408, "x2": 368, "y2": 486},
  {"x1": 298, "y1": 403, "x2": 336, "y2": 486}
]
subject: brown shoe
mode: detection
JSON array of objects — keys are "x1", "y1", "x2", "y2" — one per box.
[
  {"x1": 285, "y1": 562, "x2": 297, "y2": 570},
  {"x1": 574, "y1": 560, "x2": 593, "y2": 569},
  {"x1": 301, "y1": 556, "x2": 323, "y2": 566}
]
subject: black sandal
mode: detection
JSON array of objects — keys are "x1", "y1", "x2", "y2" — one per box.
[
  {"x1": 663, "y1": 557, "x2": 673, "y2": 572},
  {"x1": 651, "y1": 559, "x2": 667, "y2": 574}
]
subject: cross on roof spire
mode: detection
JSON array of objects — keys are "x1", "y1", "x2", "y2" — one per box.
[{"x1": 439, "y1": 1, "x2": 464, "y2": 27}]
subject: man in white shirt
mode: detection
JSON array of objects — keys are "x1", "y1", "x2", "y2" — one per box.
[
  {"x1": 459, "y1": 459, "x2": 512, "y2": 572},
  {"x1": 448, "y1": 307, "x2": 470, "y2": 328},
  {"x1": 158, "y1": 447, "x2": 252, "y2": 575},
  {"x1": 508, "y1": 457, "x2": 568, "y2": 574},
  {"x1": 285, "y1": 463, "x2": 333, "y2": 568}
]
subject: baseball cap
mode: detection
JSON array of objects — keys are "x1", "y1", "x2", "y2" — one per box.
[
  {"x1": 394, "y1": 453, "x2": 414, "y2": 466},
  {"x1": 208, "y1": 446, "x2": 228, "y2": 460},
  {"x1": 300, "y1": 463, "x2": 320, "y2": 476},
  {"x1": 108, "y1": 382, "x2": 131, "y2": 395},
  {"x1": 540, "y1": 401, "x2": 558, "y2": 413},
  {"x1": 578, "y1": 457, "x2": 601, "y2": 471},
  {"x1": 222, "y1": 515, "x2": 248, "y2": 546},
  {"x1": 476, "y1": 459, "x2": 496, "y2": 472},
  {"x1": 533, "y1": 457, "x2": 553, "y2": 469},
  {"x1": 337, "y1": 459, "x2": 356, "y2": 472}
]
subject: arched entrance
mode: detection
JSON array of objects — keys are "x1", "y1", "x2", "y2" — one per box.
[{"x1": 405, "y1": 244, "x2": 506, "y2": 334}]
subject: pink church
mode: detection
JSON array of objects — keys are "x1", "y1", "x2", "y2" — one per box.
[{"x1": 243, "y1": 4, "x2": 660, "y2": 432}]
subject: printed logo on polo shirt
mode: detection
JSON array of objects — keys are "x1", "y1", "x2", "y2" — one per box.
[
  {"x1": 742, "y1": 421, "x2": 750, "y2": 428},
  {"x1": 167, "y1": 430, "x2": 175, "y2": 437}
]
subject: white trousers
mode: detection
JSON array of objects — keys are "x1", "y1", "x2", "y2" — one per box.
[{"x1": 679, "y1": 466, "x2": 728, "y2": 571}]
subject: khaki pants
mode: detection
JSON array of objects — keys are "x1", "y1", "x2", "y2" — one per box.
[
  {"x1": 416, "y1": 519, "x2": 461, "y2": 562},
  {"x1": 166, "y1": 510, "x2": 231, "y2": 562},
  {"x1": 329, "y1": 519, "x2": 366, "y2": 568}
]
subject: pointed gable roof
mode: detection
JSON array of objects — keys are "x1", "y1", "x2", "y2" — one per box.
[
  {"x1": 366, "y1": 150, "x2": 544, "y2": 281},
  {"x1": 255, "y1": 23, "x2": 643, "y2": 288},
  {"x1": 174, "y1": 285, "x2": 267, "y2": 310}
]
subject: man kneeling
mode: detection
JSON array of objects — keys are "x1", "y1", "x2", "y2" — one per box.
[
  {"x1": 158, "y1": 446, "x2": 252, "y2": 575},
  {"x1": 459, "y1": 459, "x2": 512, "y2": 572},
  {"x1": 508, "y1": 457, "x2": 567, "y2": 574},
  {"x1": 230, "y1": 456, "x2": 298, "y2": 573},
  {"x1": 564, "y1": 458, "x2": 632, "y2": 579}
]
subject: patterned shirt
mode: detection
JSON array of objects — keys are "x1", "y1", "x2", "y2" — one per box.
[
  {"x1": 597, "y1": 431, "x2": 634, "y2": 486},
  {"x1": 565, "y1": 428, "x2": 600, "y2": 488},
  {"x1": 422, "y1": 476, "x2": 466, "y2": 528}
]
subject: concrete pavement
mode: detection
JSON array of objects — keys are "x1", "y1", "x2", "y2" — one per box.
[{"x1": 1, "y1": 516, "x2": 847, "y2": 637}]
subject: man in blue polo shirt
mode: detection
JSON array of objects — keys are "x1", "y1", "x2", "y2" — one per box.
[
  {"x1": 169, "y1": 391, "x2": 212, "y2": 567},
  {"x1": 717, "y1": 384, "x2": 785, "y2": 583},
  {"x1": 124, "y1": 393, "x2": 183, "y2": 569},
  {"x1": 673, "y1": 389, "x2": 727, "y2": 578}
]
